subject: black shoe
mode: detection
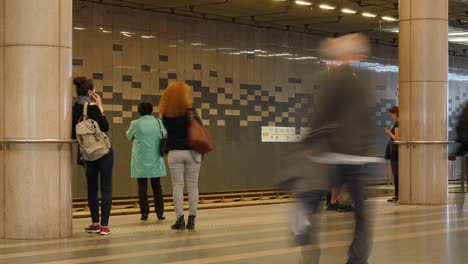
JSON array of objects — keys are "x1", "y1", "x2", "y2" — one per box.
[
  {"x1": 337, "y1": 204, "x2": 355, "y2": 212},
  {"x1": 387, "y1": 197, "x2": 398, "y2": 203},
  {"x1": 171, "y1": 216, "x2": 186, "y2": 230},
  {"x1": 326, "y1": 201, "x2": 340, "y2": 211},
  {"x1": 157, "y1": 215, "x2": 166, "y2": 221},
  {"x1": 187, "y1": 215, "x2": 196, "y2": 230},
  {"x1": 140, "y1": 214, "x2": 148, "y2": 221}
]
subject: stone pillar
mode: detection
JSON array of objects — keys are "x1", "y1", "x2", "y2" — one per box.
[
  {"x1": 0, "y1": 0, "x2": 73, "y2": 239},
  {"x1": 398, "y1": 0, "x2": 449, "y2": 205}
]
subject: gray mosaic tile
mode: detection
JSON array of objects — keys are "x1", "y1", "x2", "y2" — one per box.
[
  {"x1": 159, "y1": 55, "x2": 169, "y2": 62},
  {"x1": 93, "y1": 73, "x2": 104, "y2": 80},
  {"x1": 103, "y1": 86, "x2": 113, "y2": 92},
  {"x1": 209, "y1": 71, "x2": 218, "y2": 77},
  {"x1": 225, "y1": 77, "x2": 233, "y2": 83},
  {"x1": 141, "y1": 65, "x2": 151, "y2": 72},
  {"x1": 159, "y1": 78, "x2": 168, "y2": 90},
  {"x1": 193, "y1": 64, "x2": 202, "y2": 70},
  {"x1": 168, "y1": 73, "x2": 177, "y2": 79},
  {"x1": 376, "y1": 85, "x2": 386, "y2": 91},
  {"x1": 72, "y1": 59, "x2": 83, "y2": 66},
  {"x1": 112, "y1": 44, "x2": 123, "y2": 51},
  {"x1": 122, "y1": 75, "x2": 132, "y2": 82},
  {"x1": 132, "y1": 82, "x2": 142, "y2": 88}
]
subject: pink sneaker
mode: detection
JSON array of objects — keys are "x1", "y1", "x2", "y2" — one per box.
[
  {"x1": 99, "y1": 226, "x2": 111, "y2": 235},
  {"x1": 84, "y1": 224, "x2": 101, "y2": 234}
]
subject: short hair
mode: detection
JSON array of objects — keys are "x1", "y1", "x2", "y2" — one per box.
[
  {"x1": 138, "y1": 102, "x2": 153, "y2": 116},
  {"x1": 73, "y1": 77, "x2": 93, "y2": 96},
  {"x1": 389, "y1": 106, "x2": 399, "y2": 117}
]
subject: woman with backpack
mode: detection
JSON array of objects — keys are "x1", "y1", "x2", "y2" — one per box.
[
  {"x1": 126, "y1": 102, "x2": 167, "y2": 221},
  {"x1": 72, "y1": 77, "x2": 114, "y2": 235},
  {"x1": 160, "y1": 82, "x2": 204, "y2": 230}
]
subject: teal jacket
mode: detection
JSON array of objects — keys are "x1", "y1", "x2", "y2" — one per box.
[{"x1": 126, "y1": 115, "x2": 167, "y2": 178}]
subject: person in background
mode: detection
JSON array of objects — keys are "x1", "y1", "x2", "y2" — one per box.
[
  {"x1": 456, "y1": 101, "x2": 468, "y2": 157},
  {"x1": 126, "y1": 102, "x2": 167, "y2": 221},
  {"x1": 385, "y1": 106, "x2": 399, "y2": 203},
  {"x1": 72, "y1": 77, "x2": 114, "y2": 236},
  {"x1": 160, "y1": 82, "x2": 204, "y2": 230}
]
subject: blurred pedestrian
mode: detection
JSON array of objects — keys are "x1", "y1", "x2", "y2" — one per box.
[
  {"x1": 126, "y1": 102, "x2": 167, "y2": 221},
  {"x1": 280, "y1": 33, "x2": 379, "y2": 264}
]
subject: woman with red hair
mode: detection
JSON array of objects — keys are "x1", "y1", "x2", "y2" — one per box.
[{"x1": 160, "y1": 82, "x2": 204, "y2": 230}]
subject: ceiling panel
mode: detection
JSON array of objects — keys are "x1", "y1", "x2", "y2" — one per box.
[{"x1": 77, "y1": 0, "x2": 468, "y2": 52}]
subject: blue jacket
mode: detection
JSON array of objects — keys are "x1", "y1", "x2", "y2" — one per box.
[{"x1": 126, "y1": 115, "x2": 167, "y2": 178}]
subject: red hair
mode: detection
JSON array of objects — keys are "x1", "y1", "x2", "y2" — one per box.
[{"x1": 389, "y1": 106, "x2": 399, "y2": 117}]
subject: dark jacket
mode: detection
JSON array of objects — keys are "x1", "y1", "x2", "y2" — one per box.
[
  {"x1": 305, "y1": 64, "x2": 374, "y2": 156},
  {"x1": 456, "y1": 102, "x2": 468, "y2": 143},
  {"x1": 456, "y1": 102, "x2": 468, "y2": 156},
  {"x1": 162, "y1": 109, "x2": 202, "y2": 151}
]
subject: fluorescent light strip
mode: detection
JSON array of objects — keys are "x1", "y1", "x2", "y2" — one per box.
[
  {"x1": 448, "y1": 32, "x2": 468, "y2": 36},
  {"x1": 341, "y1": 8, "x2": 357, "y2": 14},
  {"x1": 362, "y1": 12, "x2": 377, "y2": 18},
  {"x1": 319, "y1": 4, "x2": 336, "y2": 10},
  {"x1": 73, "y1": 27, "x2": 86, "y2": 30},
  {"x1": 295, "y1": 0, "x2": 312, "y2": 6},
  {"x1": 382, "y1": 16, "x2": 397, "y2": 21},
  {"x1": 449, "y1": 37, "x2": 468, "y2": 42}
]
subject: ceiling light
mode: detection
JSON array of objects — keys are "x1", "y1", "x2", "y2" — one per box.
[
  {"x1": 362, "y1": 12, "x2": 377, "y2": 18},
  {"x1": 319, "y1": 4, "x2": 336, "y2": 10},
  {"x1": 141, "y1": 35, "x2": 155, "y2": 39},
  {"x1": 382, "y1": 16, "x2": 397, "y2": 21},
  {"x1": 73, "y1": 27, "x2": 86, "y2": 30},
  {"x1": 449, "y1": 37, "x2": 468, "y2": 42},
  {"x1": 449, "y1": 32, "x2": 468, "y2": 36},
  {"x1": 191, "y1": 43, "x2": 205, "y2": 46},
  {"x1": 121, "y1": 31, "x2": 135, "y2": 37},
  {"x1": 341, "y1": 8, "x2": 357, "y2": 14},
  {"x1": 295, "y1": 0, "x2": 312, "y2": 6}
]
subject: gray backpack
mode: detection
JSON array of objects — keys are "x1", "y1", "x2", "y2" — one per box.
[{"x1": 75, "y1": 103, "x2": 111, "y2": 161}]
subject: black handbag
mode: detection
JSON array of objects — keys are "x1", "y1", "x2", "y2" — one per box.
[{"x1": 156, "y1": 118, "x2": 168, "y2": 156}]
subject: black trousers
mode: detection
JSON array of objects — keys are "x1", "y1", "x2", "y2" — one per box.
[
  {"x1": 86, "y1": 149, "x2": 114, "y2": 226},
  {"x1": 137, "y1": 178, "x2": 164, "y2": 217},
  {"x1": 391, "y1": 160, "x2": 399, "y2": 197}
]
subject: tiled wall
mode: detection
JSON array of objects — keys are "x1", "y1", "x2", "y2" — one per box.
[{"x1": 71, "y1": 1, "x2": 468, "y2": 198}]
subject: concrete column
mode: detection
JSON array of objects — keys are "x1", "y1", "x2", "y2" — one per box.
[
  {"x1": 398, "y1": 0, "x2": 449, "y2": 205},
  {"x1": 0, "y1": 0, "x2": 73, "y2": 239}
]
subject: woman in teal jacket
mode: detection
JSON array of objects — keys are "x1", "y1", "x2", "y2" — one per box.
[{"x1": 126, "y1": 102, "x2": 167, "y2": 221}]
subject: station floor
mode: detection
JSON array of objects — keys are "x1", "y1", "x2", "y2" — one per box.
[{"x1": 1, "y1": 194, "x2": 468, "y2": 264}]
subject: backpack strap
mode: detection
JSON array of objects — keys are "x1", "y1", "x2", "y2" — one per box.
[{"x1": 83, "y1": 102, "x2": 89, "y2": 117}]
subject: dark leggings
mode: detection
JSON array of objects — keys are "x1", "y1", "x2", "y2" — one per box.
[
  {"x1": 86, "y1": 149, "x2": 114, "y2": 226},
  {"x1": 391, "y1": 160, "x2": 399, "y2": 197},
  {"x1": 137, "y1": 178, "x2": 165, "y2": 217}
]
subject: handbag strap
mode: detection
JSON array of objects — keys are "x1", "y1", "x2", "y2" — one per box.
[{"x1": 156, "y1": 118, "x2": 166, "y2": 138}]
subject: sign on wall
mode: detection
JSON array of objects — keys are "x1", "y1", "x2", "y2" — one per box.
[{"x1": 261, "y1": 126, "x2": 311, "y2": 142}]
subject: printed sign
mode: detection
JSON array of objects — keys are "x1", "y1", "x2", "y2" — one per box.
[{"x1": 261, "y1": 126, "x2": 311, "y2": 142}]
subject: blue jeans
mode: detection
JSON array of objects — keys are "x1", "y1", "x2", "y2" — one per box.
[{"x1": 86, "y1": 149, "x2": 114, "y2": 226}]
